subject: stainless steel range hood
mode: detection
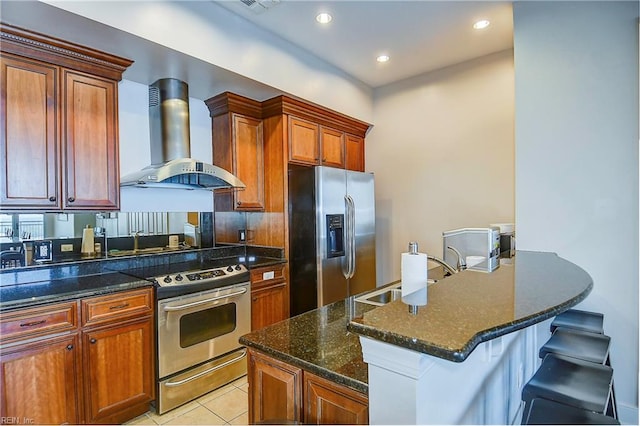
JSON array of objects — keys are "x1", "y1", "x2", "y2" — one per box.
[{"x1": 120, "y1": 78, "x2": 245, "y2": 191}]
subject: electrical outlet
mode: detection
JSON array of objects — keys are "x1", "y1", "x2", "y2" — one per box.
[
  {"x1": 61, "y1": 244, "x2": 74, "y2": 252},
  {"x1": 238, "y1": 229, "x2": 246, "y2": 242}
]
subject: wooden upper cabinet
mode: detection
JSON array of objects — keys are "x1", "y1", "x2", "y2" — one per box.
[
  {"x1": 345, "y1": 134, "x2": 365, "y2": 172},
  {"x1": 0, "y1": 54, "x2": 59, "y2": 209},
  {"x1": 320, "y1": 127, "x2": 345, "y2": 168},
  {"x1": 63, "y1": 70, "x2": 120, "y2": 210},
  {"x1": 0, "y1": 24, "x2": 132, "y2": 211},
  {"x1": 289, "y1": 117, "x2": 320, "y2": 166},
  {"x1": 206, "y1": 92, "x2": 265, "y2": 211}
]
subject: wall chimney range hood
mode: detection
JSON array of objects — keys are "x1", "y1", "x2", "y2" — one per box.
[{"x1": 120, "y1": 78, "x2": 245, "y2": 191}]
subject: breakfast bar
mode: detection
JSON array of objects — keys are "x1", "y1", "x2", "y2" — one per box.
[{"x1": 240, "y1": 250, "x2": 593, "y2": 424}]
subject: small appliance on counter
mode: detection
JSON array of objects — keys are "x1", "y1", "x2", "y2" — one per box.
[
  {"x1": 442, "y1": 227, "x2": 500, "y2": 272},
  {"x1": 490, "y1": 223, "x2": 515, "y2": 257},
  {"x1": 183, "y1": 223, "x2": 201, "y2": 248}
]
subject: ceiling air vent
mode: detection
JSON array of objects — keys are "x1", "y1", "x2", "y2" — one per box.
[{"x1": 239, "y1": 0, "x2": 280, "y2": 14}]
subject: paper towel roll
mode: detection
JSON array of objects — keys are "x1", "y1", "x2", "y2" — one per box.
[{"x1": 401, "y1": 252, "x2": 428, "y2": 306}]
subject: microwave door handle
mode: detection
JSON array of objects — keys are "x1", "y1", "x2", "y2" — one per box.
[{"x1": 163, "y1": 288, "x2": 247, "y2": 312}]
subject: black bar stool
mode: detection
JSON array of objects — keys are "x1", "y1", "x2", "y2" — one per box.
[
  {"x1": 550, "y1": 309, "x2": 604, "y2": 334},
  {"x1": 539, "y1": 328, "x2": 619, "y2": 418},
  {"x1": 539, "y1": 328, "x2": 610, "y2": 364},
  {"x1": 522, "y1": 353, "x2": 615, "y2": 420},
  {"x1": 522, "y1": 398, "x2": 619, "y2": 425}
]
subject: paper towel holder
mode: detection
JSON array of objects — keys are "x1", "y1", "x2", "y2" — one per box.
[{"x1": 406, "y1": 241, "x2": 421, "y2": 315}]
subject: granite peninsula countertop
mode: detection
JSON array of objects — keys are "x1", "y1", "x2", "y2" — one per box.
[
  {"x1": 240, "y1": 297, "x2": 375, "y2": 394},
  {"x1": 348, "y1": 250, "x2": 593, "y2": 362}
]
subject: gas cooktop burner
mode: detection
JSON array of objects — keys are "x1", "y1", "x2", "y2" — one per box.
[{"x1": 152, "y1": 264, "x2": 248, "y2": 288}]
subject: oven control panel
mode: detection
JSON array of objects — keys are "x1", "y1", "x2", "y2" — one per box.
[{"x1": 153, "y1": 264, "x2": 248, "y2": 287}]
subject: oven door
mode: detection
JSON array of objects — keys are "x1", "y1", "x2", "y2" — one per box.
[{"x1": 157, "y1": 282, "x2": 251, "y2": 378}]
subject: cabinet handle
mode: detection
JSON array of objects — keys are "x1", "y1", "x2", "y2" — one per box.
[
  {"x1": 49, "y1": 196, "x2": 56, "y2": 202},
  {"x1": 90, "y1": 338, "x2": 97, "y2": 344},
  {"x1": 20, "y1": 320, "x2": 46, "y2": 327},
  {"x1": 109, "y1": 303, "x2": 129, "y2": 310},
  {"x1": 252, "y1": 297, "x2": 257, "y2": 302},
  {"x1": 67, "y1": 196, "x2": 75, "y2": 203},
  {"x1": 66, "y1": 344, "x2": 74, "y2": 351},
  {"x1": 236, "y1": 201, "x2": 242, "y2": 206}
]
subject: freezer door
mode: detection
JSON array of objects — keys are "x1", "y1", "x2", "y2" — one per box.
[
  {"x1": 316, "y1": 167, "x2": 349, "y2": 306},
  {"x1": 346, "y1": 170, "x2": 376, "y2": 296}
]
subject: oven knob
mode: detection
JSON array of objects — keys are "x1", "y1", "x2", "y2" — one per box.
[
  {"x1": 235, "y1": 265, "x2": 242, "y2": 271},
  {"x1": 175, "y1": 274, "x2": 183, "y2": 281},
  {"x1": 163, "y1": 276, "x2": 172, "y2": 283},
  {"x1": 226, "y1": 266, "x2": 234, "y2": 272}
]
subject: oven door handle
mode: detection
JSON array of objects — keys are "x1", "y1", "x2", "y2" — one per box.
[
  {"x1": 163, "y1": 349, "x2": 247, "y2": 387},
  {"x1": 163, "y1": 288, "x2": 248, "y2": 312}
]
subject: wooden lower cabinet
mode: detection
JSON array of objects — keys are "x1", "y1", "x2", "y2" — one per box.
[
  {"x1": 251, "y1": 283, "x2": 288, "y2": 331},
  {"x1": 247, "y1": 349, "x2": 369, "y2": 425},
  {"x1": 304, "y1": 372, "x2": 368, "y2": 425},
  {"x1": 0, "y1": 287, "x2": 154, "y2": 424},
  {"x1": 82, "y1": 316, "x2": 154, "y2": 424},
  {"x1": 248, "y1": 349, "x2": 302, "y2": 424},
  {"x1": 0, "y1": 333, "x2": 82, "y2": 424}
]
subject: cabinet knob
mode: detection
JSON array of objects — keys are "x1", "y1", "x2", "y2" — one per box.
[
  {"x1": 90, "y1": 338, "x2": 97, "y2": 344},
  {"x1": 237, "y1": 201, "x2": 242, "y2": 206},
  {"x1": 66, "y1": 344, "x2": 74, "y2": 351},
  {"x1": 49, "y1": 196, "x2": 56, "y2": 202},
  {"x1": 67, "y1": 197, "x2": 75, "y2": 203}
]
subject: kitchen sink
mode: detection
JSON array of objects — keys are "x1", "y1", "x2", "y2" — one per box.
[
  {"x1": 355, "y1": 275, "x2": 441, "y2": 307},
  {"x1": 107, "y1": 246, "x2": 187, "y2": 257}
]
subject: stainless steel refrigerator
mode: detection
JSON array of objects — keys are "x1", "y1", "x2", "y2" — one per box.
[{"x1": 289, "y1": 165, "x2": 376, "y2": 316}]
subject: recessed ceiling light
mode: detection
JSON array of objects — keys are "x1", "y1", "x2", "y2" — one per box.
[
  {"x1": 316, "y1": 13, "x2": 332, "y2": 24},
  {"x1": 473, "y1": 20, "x2": 490, "y2": 30},
  {"x1": 376, "y1": 55, "x2": 390, "y2": 63}
]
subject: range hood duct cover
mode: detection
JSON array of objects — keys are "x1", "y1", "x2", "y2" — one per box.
[{"x1": 120, "y1": 78, "x2": 245, "y2": 191}]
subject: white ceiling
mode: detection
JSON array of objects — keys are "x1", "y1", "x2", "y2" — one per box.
[
  {"x1": 215, "y1": 0, "x2": 514, "y2": 88},
  {"x1": 0, "y1": 1, "x2": 513, "y2": 97}
]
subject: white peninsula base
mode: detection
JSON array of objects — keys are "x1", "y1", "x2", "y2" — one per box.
[{"x1": 359, "y1": 326, "x2": 541, "y2": 425}]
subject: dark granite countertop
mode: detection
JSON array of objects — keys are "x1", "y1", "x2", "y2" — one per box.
[
  {"x1": 0, "y1": 246, "x2": 286, "y2": 312},
  {"x1": 240, "y1": 297, "x2": 376, "y2": 394},
  {"x1": 348, "y1": 251, "x2": 593, "y2": 362}
]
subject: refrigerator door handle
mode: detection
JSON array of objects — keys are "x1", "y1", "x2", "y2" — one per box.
[
  {"x1": 347, "y1": 195, "x2": 356, "y2": 279},
  {"x1": 342, "y1": 195, "x2": 352, "y2": 279}
]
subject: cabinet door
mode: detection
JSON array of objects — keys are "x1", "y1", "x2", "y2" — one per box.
[
  {"x1": 251, "y1": 282, "x2": 288, "y2": 331},
  {"x1": 0, "y1": 334, "x2": 81, "y2": 425},
  {"x1": 320, "y1": 127, "x2": 345, "y2": 168},
  {"x1": 82, "y1": 316, "x2": 154, "y2": 424},
  {"x1": 63, "y1": 70, "x2": 119, "y2": 210},
  {"x1": 345, "y1": 134, "x2": 365, "y2": 172},
  {"x1": 289, "y1": 117, "x2": 319, "y2": 165},
  {"x1": 0, "y1": 54, "x2": 60, "y2": 209},
  {"x1": 233, "y1": 114, "x2": 265, "y2": 210},
  {"x1": 304, "y1": 372, "x2": 368, "y2": 425},
  {"x1": 248, "y1": 349, "x2": 302, "y2": 424}
]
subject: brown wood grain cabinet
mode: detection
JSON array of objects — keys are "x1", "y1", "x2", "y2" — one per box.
[
  {"x1": 207, "y1": 92, "x2": 265, "y2": 211},
  {"x1": 345, "y1": 134, "x2": 365, "y2": 172},
  {"x1": 250, "y1": 265, "x2": 289, "y2": 331},
  {"x1": 304, "y1": 372, "x2": 368, "y2": 425},
  {"x1": 246, "y1": 349, "x2": 369, "y2": 425},
  {"x1": 0, "y1": 24, "x2": 132, "y2": 211},
  {"x1": 247, "y1": 348, "x2": 303, "y2": 425},
  {"x1": 320, "y1": 127, "x2": 345, "y2": 168},
  {"x1": 289, "y1": 117, "x2": 320, "y2": 166},
  {"x1": 0, "y1": 287, "x2": 154, "y2": 425}
]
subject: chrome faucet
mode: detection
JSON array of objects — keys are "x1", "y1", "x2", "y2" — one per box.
[
  {"x1": 133, "y1": 230, "x2": 143, "y2": 252},
  {"x1": 426, "y1": 255, "x2": 459, "y2": 276},
  {"x1": 447, "y1": 246, "x2": 467, "y2": 272}
]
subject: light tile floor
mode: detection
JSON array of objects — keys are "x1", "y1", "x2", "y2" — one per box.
[{"x1": 125, "y1": 376, "x2": 249, "y2": 426}]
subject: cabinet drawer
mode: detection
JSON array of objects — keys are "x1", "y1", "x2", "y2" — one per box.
[
  {"x1": 0, "y1": 301, "x2": 78, "y2": 343},
  {"x1": 81, "y1": 288, "x2": 153, "y2": 327},
  {"x1": 250, "y1": 265, "x2": 286, "y2": 289}
]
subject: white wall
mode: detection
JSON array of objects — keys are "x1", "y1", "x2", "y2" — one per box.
[
  {"x1": 513, "y1": 2, "x2": 639, "y2": 422},
  {"x1": 42, "y1": 0, "x2": 373, "y2": 122},
  {"x1": 118, "y1": 79, "x2": 215, "y2": 212},
  {"x1": 368, "y1": 50, "x2": 515, "y2": 285}
]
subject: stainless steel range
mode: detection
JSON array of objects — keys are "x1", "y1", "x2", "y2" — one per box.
[{"x1": 151, "y1": 263, "x2": 250, "y2": 414}]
